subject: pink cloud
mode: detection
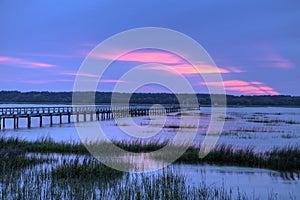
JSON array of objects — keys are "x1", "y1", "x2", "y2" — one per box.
[
  {"x1": 94, "y1": 50, "x2": 184, "y2": 65},
  {"x1": 19, "y1": 79, "x2": 73, "y2": 84},
  {"x1": 91, "y1": 49, "x2": 244, "y2": 75},
  {"x1": 60, "y1": 71, "x2": 98, "y2": 78},
  {"x1": 85, "y1": 79, "x2": 124, "y2": 83},
  {"x1": 250, "y1": 81, "x2": 263, "y2": 85},
  {"x1": 202, "y1": 80, "x2": 249, "y2": 87},
  {"x1": 21, "y1": 61, "x2": 53, "y2": 68},
  {"x1": 141, "y1": 64, "x2": 230, "y2": 75},
  {"x1": 98, "y1": 79, "x2": 124, "y2": 83},
  {"x1": 200, "y1": 80, "x2": 279, "y2": 95},
  {"x1": 21, "y1": 53, "x2": 75, "y2": 59},
  {"x1": 0, "y1": 57, "x2": 10, "y2": 62},
  {"x1": 263, "y1": 54, "x2": 294, "y2": 69},
  {"x1": 255, "y1": 43, "x2": 294, "y2": 69},
  {"x1": 258, "y1": 86, "x2": 274, "y2": 91},
  {"x1": 0, "y1": 56, "x2": 54, "y2": 69},
  {"x1": 59, "y1": 71, "x2": 123, "y2": 83},
  {"x1": 226, "y1": 66, "x2": 246, "y2": 73}
]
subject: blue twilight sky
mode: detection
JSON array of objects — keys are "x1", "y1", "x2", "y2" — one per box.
[{"x1": 0, "y1": 0, "x2": 299, "y2": 95}]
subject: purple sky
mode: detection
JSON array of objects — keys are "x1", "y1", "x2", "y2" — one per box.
[{"x1": 0, "y1": 1, "x2": 299, "y2": 95}]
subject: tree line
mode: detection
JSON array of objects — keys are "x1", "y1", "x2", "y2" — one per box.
[{"x1": 0, "y1": 91, "x2": 300, "y2": 106}]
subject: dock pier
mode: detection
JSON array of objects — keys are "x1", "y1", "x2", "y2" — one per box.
[{"x1": 0, "y1": 105, "x2": 195, "y2": 129}]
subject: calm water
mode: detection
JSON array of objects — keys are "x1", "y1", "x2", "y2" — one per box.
[
  {"x1": 1, "y1": 104, "x2": 300, "y2": 198},
  {"x1": 1, "y1": 105, "x2": 300, "y2": 150}
]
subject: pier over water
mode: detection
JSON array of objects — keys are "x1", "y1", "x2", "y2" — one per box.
[{"x1": 0, "y1": 105, "x2": 196, "y2": 129}]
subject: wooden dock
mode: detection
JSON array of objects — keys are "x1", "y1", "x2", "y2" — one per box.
[{"x1": 0, "y1": 105, "x2": 191, "y2": 129}]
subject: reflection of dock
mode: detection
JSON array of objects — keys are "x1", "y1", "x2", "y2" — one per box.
[{"x1": 0, "y1": 105, "x2": 194, "y2": 129}]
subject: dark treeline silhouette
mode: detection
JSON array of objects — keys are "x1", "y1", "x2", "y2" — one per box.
[{"x1": 0, "y1": 91, "x2": 300, "y2": 106}]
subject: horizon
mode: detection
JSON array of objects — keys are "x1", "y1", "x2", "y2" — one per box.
[
  {"x1": 1, "y1": 1, "x2": 299, "y2": 95},
  {"x1": 0, "y1": 90, "x2": 298, "y2": 97}
]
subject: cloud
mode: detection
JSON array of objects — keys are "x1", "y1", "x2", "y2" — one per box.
[
  {"x1": 226, "y1": 66, "x2": 246, "y2": 73},
  {"x1": 59, "y1": 71, "x2": 124, "y2": 83},
  {"x1": 0, "y1": 56, "x2": 54, "y2": 69},
  {"x1": 262, "y1": 54, "x2": 294, "y2": 69},
  {"x1": 98, "y1": 79, "x2": 124, "y2": 83},
  {"x1": 21, "y1": 53, "x2": 75, "y2": 59},
  {"x1": 139, "y1": 63, "x2": 245, "y2": 75},
  {"x1": 92, "y1": 49, "x2": 245, "y2": 76},
  {"x1": 60, "y1": 71, "x2": 98, "y2": 78},
  {"x1": 93, "y1": 50, "x2": 184, "y2": 65},
  {"x1": 255, "y1": 43, "x2": 294, "y2": 69},
  {"x1": 141, "y1": 64, "x2": 229, "y2": 74},
  {"x1": 19, "y1": 79, "x2": 73, "y2": 84},
  {"x1": 200, "y1": 80, "x2": 279, "y2": 95},
  {"x1": 250, "y1": 81, "x2": 263, "y2": 85},
  {"x1": 19, "y1": 78, "x2": 123, "y2": 84}
]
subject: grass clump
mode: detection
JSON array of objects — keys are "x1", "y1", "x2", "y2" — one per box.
[
  {"x1": 0, "y1": 146, "x2": 54, "y2": 171},
  {"x1": 51, "y1": 156, "x2": 123, "y2": 181},
  {"x1": 175, "y1": 144, "x2": 300, "y2": 172},
  {"x1": 0, "y1": 137, "x2": 88, "y2": 154}
]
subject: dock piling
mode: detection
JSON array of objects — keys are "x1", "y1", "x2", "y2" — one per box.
[
  {"x1": 68, "y1": 112, "x2": 71, "y2": 123},
  {"x1": 27, "y1": 115, "x2": 31, "y2": 128},
  {"x1": 50, "y1": 114, "x2": 53, "y2": 126},
  {"x1": 39, "y1": 114, "x2": 43, "y2": 127}
]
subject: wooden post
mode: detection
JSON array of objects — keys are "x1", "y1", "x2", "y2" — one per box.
[
  {"x1": 50, "y1": 114, "x2": 53, "y2": 126},
  {"x1": 13, "y1": 116, "x2": 16, "y2": 129},
  {"x1": 0, "y1": 117, "x2": 1, "y2": 130},
  {"x1": 14, "y1": 116, "x2": 19, "y2": 129},
  {"x1": 83, "y1": 112, "x2": 87, "y2": 122},
  {"x1": 40, "y1": 114, "x2": 43, "y2": 127},
  {"x1": 27, "y1": 115, "x2": 31, "y2": 128},
  {"x1": 96, "y1": 111, "x2": 100, "y2": 121},
  {"x1": 76, "y1": 113, "x2": 79, "y2": 123},
  {"x1": 60, "y1": 113, "x2": 62, "y2": 124},
  {"x1": 90, "y1": 112, "x2": 93, "y2": 121},
  {"x1": 68, "y1": 112, "x2": 71, "y2": 123}
]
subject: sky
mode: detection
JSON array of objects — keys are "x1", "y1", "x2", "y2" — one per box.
[{"x1": 0, "y1": 0, "x2": 299, "y2": 95}]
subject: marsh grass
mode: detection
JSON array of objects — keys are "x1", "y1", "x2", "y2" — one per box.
[
  {"x1": 163, "y1": 124, "x2": 198, "y2": 129},
  {"x1": 113, "y1": 139, "x2": 167, "y2": 152},
  {"x1": 247, "y1": 118, "x2": 300, "y2": 124},
  {"x1": 0, "y1": 137, "x2": 88, "y2": 154},
  {"x1": 1, "y1": 137, "x2": 300, "y2": 172},
  {"x1": 0, "y1": 162, "x2": 251, "y2": 200},
  {"x1": 0, "y1": 146, "x2": 54, "y2": 172},
  {"x1": 233, "y1": 127, "x2": 284, "y2": 133},
  {"x1": 176, "y1": 144, "x2": 300, "y2": 172},
  {"x1": 51, "y1": 156, "x2": 123, "y2": 181},
  {"x1": 281, "y1": 133, "x2": 300, "y2": 139},
  {"x1": 0, "y1": 137, "x2": 299, "y2": 199}
]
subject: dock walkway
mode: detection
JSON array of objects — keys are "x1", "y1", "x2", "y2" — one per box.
[{"x1": 0, "y1": 105, "x2": 191, "y2": 129}]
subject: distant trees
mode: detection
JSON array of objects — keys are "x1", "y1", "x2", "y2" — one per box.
[{"x1": 0, "y1": 91, "x2": 300, "y2": 106}]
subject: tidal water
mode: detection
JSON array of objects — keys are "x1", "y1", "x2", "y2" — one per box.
[{"x1": 1, "y1": 104, "x2": 300, "y2": 198}]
